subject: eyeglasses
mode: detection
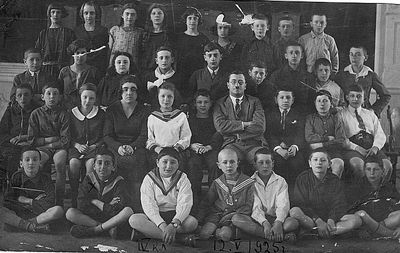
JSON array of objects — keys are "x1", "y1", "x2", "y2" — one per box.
[{"x1": 229, "y1": 80, "x2": 245, "y2": 85}]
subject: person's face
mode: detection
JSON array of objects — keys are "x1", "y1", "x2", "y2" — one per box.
[
  {"x1": 50, "y1": 9, "x2": 62, "y2": 24},
  {"x1": 94, "y1": 155, "x2": 114, "y2": 181},
  {"x1": 157, "y1": 155, "x2": 179, "y2": 178},
  {"x1": 278, "y1": 20, "x2": 294, "y2": 38},
  {"x1": 349, "y1": 47, "x2": 366, "y2": 68},
  {"x1": 195, "y1": 95, "x2": 211, "y2": 115},
  {"x1": 310, "y1": 15, "x2": 327, "y2": 35},
  {"x1": 24, "y1": 53, "x2": 42, "y2": 72},
  {"x1": 15, "y1": 88, "x2": 33, "y2": 109},
  {"x1": 83, "y1": 4, "x2": 96, "y2": 24},
  {"x1": 186, "y1": 14, "x2": 199, "y2": 29},
  {"x1": 227, "y1": 74, "x2": 246, "y2": 97},
  {"x1": 73, "y1": 48, "x2": 87, "y2": 65},
  {"x1": 156, "y1": 50, "x2": 173, "y2": 71},
  {"x1": 251, "y1": 19, "x2": 268, "y2": 39},
  {"x1": 365, "y1": 162, "x2": 384, "y2": 185},
  {"x1": 276, "y1": 91, "x2": 294, "y2": 110},
  {"x1": 217, "y1": 150, "x2": 239, "y2": 177},
  {"x1": 316, "y1": 64, "x2": 331, "y2": 83},
  {"x1": 285, "y1": 46, "x2": 303, "y2": 66},
  {"x1": 80, "y1": 90, "x2": 96, "y2": 110},
  {"x1": 42, "y1": 87, "x2": 60, "y2": 108},
  {"x1": 158, "y1": 88, "x2": 174, "y2": 110},
  {"x1": 248, "y1": 67, "x2": 266, "y2": 85},
  {"x1": 309, "y1": 152, "x2": 330, "y2": 179},
  {"x1": 315, "y1": 95, "x2": 331, "y2": 114},
  {"x1": 121, "y1": 82, "x2": 138, "y2": 103},
  {"x1": 150, "y1": 7, "x2": 164, "y2": 26},
  {"x1": 204, "y1": 49, "x2": 221, "y2": 70},
  {"x1": 115, "y1": 55, "x2": 130, "y2": 74},
  {"x1": 255, "y1": 154, "x2": 274, "y2": 177},
  {"x1": 122, "y1": 8, "x2": 137, "y2": 26},
  {"x1": 217, "y1": 23, "x2": 230, "y2": 38},
  {"x1": 20, "y1": 150, "x2": 40, "y2": 178},
  {"x1": 346, "y1": 91, "x2": 364, "y2": 109}
]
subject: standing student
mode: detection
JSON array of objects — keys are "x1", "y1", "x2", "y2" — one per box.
[
  {"x1": 272, "y1": 15, "x2": 297, "y2": 70},
  {"x1": 35, "y1": 2, "x2": 76, "y2": 77},
  {"x1": 69, "y1": 83, "x2": 105, "y2": 208},
  {"x1": 28, "y1": 81, "x2": 70, "y2": 205},
  {"x1": 74, "y1": 1, "x2": 109, "y2": 77},
  {"x1": 108, "y1": 3, "x2": 143, "y2": 67},
  {"x1": 298, "y1": 12, "x2": 339, "y2": 74}
]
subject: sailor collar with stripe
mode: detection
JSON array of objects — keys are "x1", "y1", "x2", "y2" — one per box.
[
  {"x1": 87, "y1": 171, "x2": 123, "y2": 196},
  {"x1": 151, "y1": 108, "x2": 182, "y2": 122},
  {"x1": 148, "y1": 168, "x2": 183, "y2": 196},
  {"x1": 344, "y1": 64, "x2": 373, "y2": 79},
  {"x1": 72, "y1": 105, "x2": 99, "y2": 121},
  {"x1": 215, "y1": 173, "x2": 254, "y2": 195}
]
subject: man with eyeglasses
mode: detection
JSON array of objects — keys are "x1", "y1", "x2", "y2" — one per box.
[
  {"x1": 213, "y1": 70, "x2": 266, "y2": 175},
  {"x1": 338, "y1": 85, "x2": 392, "y2": 183}
]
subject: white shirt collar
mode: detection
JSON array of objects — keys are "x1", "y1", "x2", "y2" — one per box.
[
  {"x1": 252, "y1": 171, "x2": 278, "y2": 187},
  {"x1": 279, "y1": 108, "x2": 291, "y2": 114},
  {"x1": 347, "y1": 105, "x2": 362, "y2": 114},
  {"x1": 229, "y1": 95, "x2": 244, "y2": 105},
  {"x1": 28, "y1": 70, "x2": 40, "y2": 76},
  {"x1": 72, "y1": 106, "x2": 99, "y2": 121},
  {"x1": 207, "y1": 66, "x2": 219, "y2": 75},
  {"x1": 344, "y1": 64, "x2": 373, "y2": 78}
]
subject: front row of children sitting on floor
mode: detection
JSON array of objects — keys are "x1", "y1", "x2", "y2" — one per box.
[{"x1": 2, "y1": 145, "x2": 400, "y2": 246}]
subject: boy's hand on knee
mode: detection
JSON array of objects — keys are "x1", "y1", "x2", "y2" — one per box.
[
  {"x1": 271, "y1": 221, "x2": 283, "y2": 241},
  {"x1": 262, "y1": 220, "x2": 272, "y2": 239},
  {"x1": 315, "y1": 218, "x2": 330, "y2": 238},
  {"x1": 163, "y1": 224, "x2": 177, "y2": 244}
]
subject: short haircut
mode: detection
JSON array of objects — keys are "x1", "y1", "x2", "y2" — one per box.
[
  {"x1": 248, "y1": 61, "x2": 267, "y2": 71},
  {"x1": 157, "y1": 147, "x2": 181, "y2": 162},
  {"x1": 47, "y1": 2, "x2": 68, "y2": 18},
  {"x1": 79, "y1": 82, "x2": 97, "y2": 95},
  {"x1": 254, "y1": 147, "x2": 274, "y2": 162},
  {"x1": 119, "y1": 3, "x2": 137, "y2": 26},
  {"x1": 158, "y1": 82, "x2": 177, "y2": 96},
  {"x1": 193, "y1": 89, "x2": 211, "y2": 100},
  {"x1": 67, "y1": 39, "x2": 89, "y2": 55},
  {"x1": 314, "y1": 58, "x2": 332, "y2": 70},
  {"x1": 346, "y1": 85, "x2": 363, "y2": 95},
  {"x1": 252, "y1": 13, "x2": 268, "y2": 22},
  {"x1": 24, "y1": 48, "x2": 41, "y2": 59},
  {"x1": 156, "y1": 46, "x2": 174, "y2": 58},
  {"x1": 285, "y1": 41, "x2": 303, "y2": 52},
  {"x1": 311, "y1": 12, "x2": 327, "y2": 21},
  {"x1": 42, "y1": 80, "x2": 63, "y2": 94},
  {"x1": 95, "y1": 147, "x2": 115, "y2": 165},
  {"x1": 364, "y1": 155, "x2": 384, "y2": 169},
  {"x1": 349, "y1": 45, "x2": 368, "y2": 58},
  {"x1": 79, "y1": 1, "x2": 101, "y2": 21},
  {"x1": 278, "y1": 15, "x2": 294, "y2": 26},
  {"x1": 20, "y1": 146, "x2": 41, "y2": 160},
  {"x1": 203, "y1": 42, "x2": 222, "y2": 54},
  {"x1": 181, "y1": 7, "x2": 202, "y2": 25},
  {"x1": 228, "y1": 70, "x2": 245, "y2": 80},
  {"x1": 275, "y1": 85, "x2": 294, "y2": 97},
  {"x1": 314, "y1": 89, "x2": 333, "y2": 103},
  {"x1": 15, "y1": 83, "x2": 33, "y2": 94},
  {"x1": 309, "y1": 147, "x2": 330, "y2": 161}
]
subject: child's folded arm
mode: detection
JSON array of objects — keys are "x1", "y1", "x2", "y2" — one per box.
[
  {"x1": 174, "y1": 174, "x2": 193, "y2": 223},
  {"x1": 245, "y1": 99, "x2": 265, "y2": 135},
  {"x1": 293, "y1": 178, "x2": 319, "y2": 220},
  {"x1": 103, "y1": 180, "x2": 128, "y2": 216},
  {"x1": 32, "y1": 176, "x2": 55, "y2": 212},
  {"x1": 59, "y1": 112, "x2": 70, "y2": 149},
  {"x1": 213, "y1": 105, "x2": 245, "y2": 134}
]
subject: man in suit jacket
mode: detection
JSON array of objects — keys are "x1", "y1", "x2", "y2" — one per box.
[
  {"x1": 265, "y1": 86, "x2": 305, "y2": 188},
  {"x1": 213, "y1": 70, "x2": 266, "y2": 173},
  {"x1": 189, "y1": 42, "x2": 228, "y2": 102}
]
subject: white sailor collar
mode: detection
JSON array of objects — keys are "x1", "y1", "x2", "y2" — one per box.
[
  {"x1": 72, "y1": 105, "x2": 99, "y2": 121},
  {"x1": 344, "y1": 64, "x2": 373, "y2": 78}
]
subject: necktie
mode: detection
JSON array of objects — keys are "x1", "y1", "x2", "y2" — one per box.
[
  {"x1": 211, "y1": 70, "x2": 216, "y2": 80},
  {"x1": 281, "y1": 109, "x2": 287, "y2": 130},
  {"x1": 33, "y1": 73, "x2": 38, "y2": 91},
  {"x1": 355, "y1": 109, "x2": 366, "y2": 131},
  {"x1": 235, "y1": 98, "x2": 241, "y2": 116}
]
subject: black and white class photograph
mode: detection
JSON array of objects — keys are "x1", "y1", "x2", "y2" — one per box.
[{"x1": 0, "y1": 0, "x2": 399, "y2": 252}]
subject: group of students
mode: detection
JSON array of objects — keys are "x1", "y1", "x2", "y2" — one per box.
[{"x1": 0, "y1": 0, "x2": 398, "y2": 247}]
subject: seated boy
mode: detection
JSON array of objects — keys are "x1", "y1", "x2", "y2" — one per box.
[
  {"x1": 129, "y1": 147, "x2": 198, "y2": 245},
  {"x1": 198, "y1": 148, "x2": 255, "y2": 242},
  {"x1": 189, "y1": 42, "x2": 227, "y2": 102},
  {"x1": 241, "y1": 13, "x2": 275, "y2": 73},
  {"x1": 349, "y1": 156, "x2": 400, "y2": 239},
  {"x1": 305, "y1": 90, "x2": 346, "y2": 178},
  {"x1": 314, "y1": 58, "x2": 345, "y2": 109},
  {"x1": 66, "y1": 148, "x2": 133, "y2": 238},
  {"x1": 298, "y1": 13, "x2": 339, "y2": 74},
  {"x1": 269, "y1": 42, "x2": 315, "y2": 114},
  {"x1": 27, "y1": 81, "x2": 70, "y2": 205},
  {"x1": 245, "y1": 61, "x2": 276, "y2": 112},
  {"x1": 338, "y1": 85, "x2": 392, "y2": 182},
  {"x1": 0, "y1": 147, "x2": 63, "y2": 233},
  {"x1": 11, "y1": 48, "x2": 55, "y2": 105},
  {"x1": 241, "y1": 148, "x2": 298, "y2": 241},
  {"x1": 290, "y1": 149, "x2": 361, "y2": 238},
  {"x1": 0, "y1": 84, "x2": 39, "y2": 175},
  {"x1": 265, "y1": 86, "x2": 305, "y2": 188}
]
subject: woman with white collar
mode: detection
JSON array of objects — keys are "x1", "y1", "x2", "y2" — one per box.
[{"x1": 69, "y1": 83, "x2": 105, "y2": 208}]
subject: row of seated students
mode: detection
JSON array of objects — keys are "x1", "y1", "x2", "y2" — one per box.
[{"x1": 1, "y1": 144, "x2": 400, "y2": 245}]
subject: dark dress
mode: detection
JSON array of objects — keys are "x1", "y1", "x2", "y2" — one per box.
[{"x1": 97, "y1": 73, "x2": 128, "y2": 108}]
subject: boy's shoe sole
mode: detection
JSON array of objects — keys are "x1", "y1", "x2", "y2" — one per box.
[{"x1": 30, "y1": 224, "x2": 51, "y2": 234}]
